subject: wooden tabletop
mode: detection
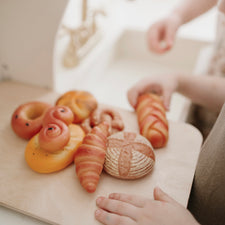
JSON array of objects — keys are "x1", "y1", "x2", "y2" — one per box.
[{"x1": 0, "y1": 81, "x2": 202, "y2": 225}]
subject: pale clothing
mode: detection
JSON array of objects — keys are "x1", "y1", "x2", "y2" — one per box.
[{"x1": 190, "y1": 0, "x2": 225, "y2": 139}]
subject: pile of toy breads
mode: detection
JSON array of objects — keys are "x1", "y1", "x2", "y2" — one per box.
[{"x1": 11, "y1": 90, "x2": 169, "y2": 193}]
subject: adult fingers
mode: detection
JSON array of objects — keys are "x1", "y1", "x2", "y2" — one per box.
[
  {"x1": 95, "y1": 209, "x2": 136, "y2": 225},
  {"x1": 96, "y1": 196, "x2": 139, "y2": 221},
  {"x1": 108, "y1": 193, "x2": 147, "y2": 208}
]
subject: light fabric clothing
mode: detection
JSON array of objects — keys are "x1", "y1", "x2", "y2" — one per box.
[
  {"x1": 208, "y1": 3, "x2": 225, "y2": 76},
  {"x1": 190, "y1": 0, "x2": 225, "y2": 139},
  {"x1": 188, "y1": 103, "x2": 225, "y2": 225}
]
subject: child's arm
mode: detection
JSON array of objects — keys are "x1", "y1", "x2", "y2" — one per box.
[
  {"x1": 173, "y1": 0, "x2": 218, "y2": 24},
  {"x1": 127, "y1": 74, "x2": 225, "y2": 113},
  {"x1": 177, "y1": 74, "x2": 225, "y2": 112},
  {"x1": 147, "y1": 0, "x2": 218, "y2": 53}
]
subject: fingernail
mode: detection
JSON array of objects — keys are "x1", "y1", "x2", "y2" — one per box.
[
  {"x1": 155, "y1": 186, "x2": 164, "y2": 193},
  {"x1": 95, "y1": 209, "x2": 101, "y2": 217},
  {"x1": 109, "y1": 193, "x2": 114, "y2": 198},
  {"x1": 96, "y1": 197, "x2": 103, "y2": 205}
]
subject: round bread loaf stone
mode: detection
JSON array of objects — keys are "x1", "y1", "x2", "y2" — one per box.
[{"x1": 104, "y1": 131, "x2": 155, "y2": 179}]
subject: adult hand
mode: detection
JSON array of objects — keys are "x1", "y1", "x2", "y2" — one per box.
[
  {"x1": 147, "y1": 13, "x2": 183, "y2": 54},
  {"x1": 127, "y1": 74, "x2": 179, "y2": 110},
  {"x1": 95, "y1": 187, "x2": 199, "y2": 225}
]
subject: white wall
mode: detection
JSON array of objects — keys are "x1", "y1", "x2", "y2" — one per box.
[{"x1": 0, "y1": 0, "x2": 68, "y2": 88}]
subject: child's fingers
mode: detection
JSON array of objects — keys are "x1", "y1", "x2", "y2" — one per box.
[
  {"x1": 165, "y1": 24, "x2": 177, "y2": 50},
  {"x1": 147, "y1": 26, "x2": 166, "y2": 53},
  {"x1": 108, "y1": 193, "x2": 147, "y2": 208},
  {"x1": 127, "y1": 87, "x2": 141, "y2": 108},
  {"x1": 95, "y1": 208, "x2": 136, "y2": 225},
  {"x1": 96, "y1": 196, "x2": 139, "y2": 221}
]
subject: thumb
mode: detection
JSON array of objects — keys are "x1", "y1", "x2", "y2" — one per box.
[
  {"x1": 154, "y1": 187, "x2": 178, "y2": 204},
  {"x1": 163, "y1": 90, "x2": 172, "y2": 111},
  {"x1": 165, "y1": 24, "x2": 177, "y2": 50}
]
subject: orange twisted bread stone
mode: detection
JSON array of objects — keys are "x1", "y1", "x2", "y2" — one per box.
[
  {"x1": 74, "y1": 122, "x2": 109, "y2": 193},
  {"x1": 25, "y1": 106, "x2": 85, "y2": 173},
  {"x1": 38, "y1": 106, "x2": 74, "y2": 152},
  {"x1": 81, "y1": 107, "x2": 124, "y2": 135},
  {"x1": 25, "y1": 124, "x2": 85, "y2": 173},
  {"x1": 55, "y1": 90, "x2": 98, "y2": 123},
  {"x1": 11, "y1": 101, "x2": 51, "y2": 139},
  {"x1": 136, "y1": 93, "x2": 169, "y2": 148},
  {"x1": 104, "y1": 131, "x2": 155, "y2": 179}
]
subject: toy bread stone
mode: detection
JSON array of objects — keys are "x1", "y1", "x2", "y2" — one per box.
[
  {"x1": 11, "y1": 101, "x2": 51, "y2": 139},
  {"x1": 81, "y1": 107, "x2": 124, "y2": 135},
  {"x1": 104, "y1": 131, "x2": 155, "y2": 179},
  {"x1": 74, "y1": 122, "x2": 109, "y2": 193},
  {"x1": 55, "y1": 90, "x2": 98, "y2": 123},
  {"x1": 136, "y1": 93, "x2": 169, "y2": 148}
]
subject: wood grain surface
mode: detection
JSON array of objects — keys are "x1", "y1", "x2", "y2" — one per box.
[{"x1": 0, "y1": 81, "x2": 202, "y2": 225}]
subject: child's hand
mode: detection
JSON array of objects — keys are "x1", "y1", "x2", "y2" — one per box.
[
  {"x1": 147, "y1": 14, "x2": 183, "y2": 54},
  {"x1": 127, "y1": 74, "x2": 179, "y2": 110},
  {"x1": 95, "y1": 187, "x2": 199, "y2": 225}
]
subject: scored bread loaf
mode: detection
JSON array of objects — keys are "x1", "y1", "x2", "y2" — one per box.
[{"x1": 104, "y1": 131, "x2": 155, "y2": 179}]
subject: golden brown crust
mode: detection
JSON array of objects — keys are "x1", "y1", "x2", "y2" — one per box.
[
  {"x1": 25, "y1": 124, "x2": 85, "y2": 173},
  {"x1": 56, "y1": 90, "x2": 98, "y2": 123},
  {"x1": 74, "y1": 122, "x2": 109, "y2": 193},
  {"x1": 136, "y1": 93, "x2": 169, "y2": 148},
  {"x1": 80, "y1": 107, "x2": 124, "y2": 135},
  {"x1": 104, "y1": 131, "x2": 155, "y2": 179},
  {"x1": 11, "y1": 101, "x2": 51, "y2": 139}
]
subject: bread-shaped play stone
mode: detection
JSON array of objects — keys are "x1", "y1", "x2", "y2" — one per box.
[{"x1": 104, "y1": 131, "x2": 155, "y2": 179}]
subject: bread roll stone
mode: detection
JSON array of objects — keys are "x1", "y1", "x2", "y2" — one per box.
[{"x1": 104, "y1": 131, "x2": 155, "y2": 179}]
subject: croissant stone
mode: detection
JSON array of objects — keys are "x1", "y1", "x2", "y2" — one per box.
[
  {"x1": 104, "y1": 131, "x2": 155, "y2": 179},
  {"x1": 74, "y1": 122, "x2": 109, "y2": 193},
  {"x1": 136, "y1": 93, "x2": 169, "y2": 148}
]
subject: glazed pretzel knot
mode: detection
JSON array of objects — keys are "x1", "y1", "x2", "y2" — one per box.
[
  {"x1": 56, "y1": 90, "x2": 98, "y2": 123},
  {"x1": 80, "y1": 107, "x2": 124, "y2": 135},
  {"x1": 136, "y1": 93, "x2": 169, "y2": 148}
]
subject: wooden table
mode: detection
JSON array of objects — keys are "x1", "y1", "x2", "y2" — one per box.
[{"x1": 0, "y1": 81, "x2": 202, "y2": 225}]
